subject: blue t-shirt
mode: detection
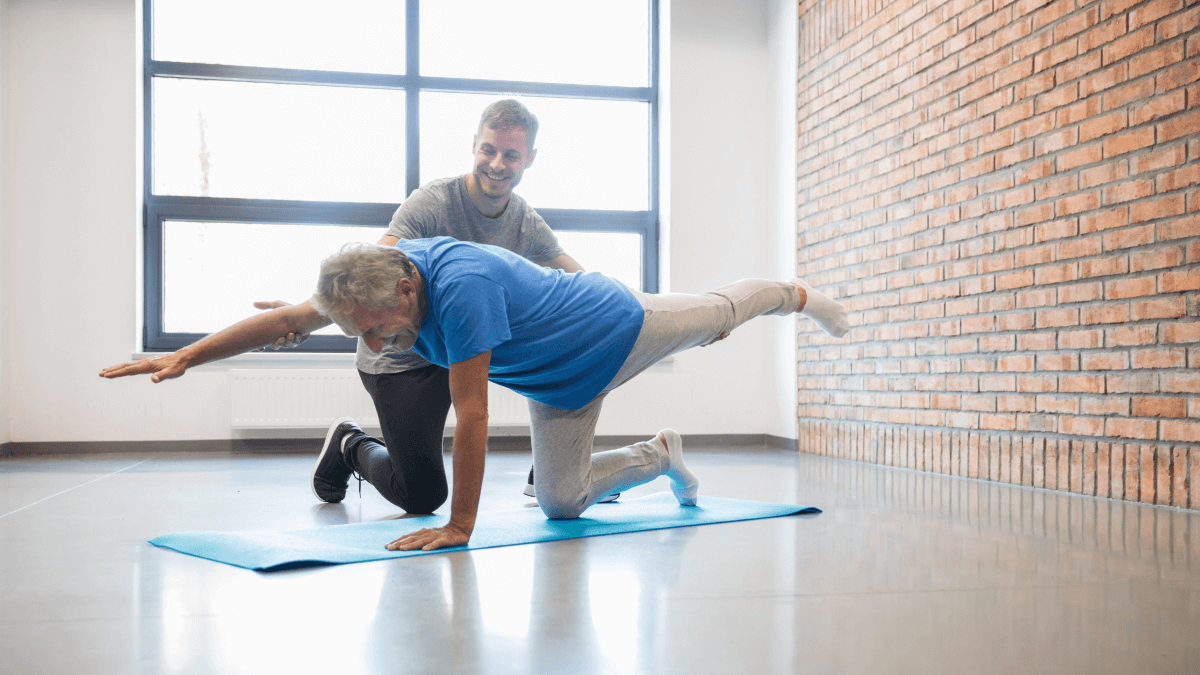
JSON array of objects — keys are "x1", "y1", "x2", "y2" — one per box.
[{"x1": 399, "y1": 237, "x2": 644, "y2": 410}]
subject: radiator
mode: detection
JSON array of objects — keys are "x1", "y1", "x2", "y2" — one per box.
[{"x1": 229, "y1": 369, "x2": 531, "y2": 429}]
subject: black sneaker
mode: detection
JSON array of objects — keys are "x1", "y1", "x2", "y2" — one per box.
[
  {"x1": 312, "y1": 416, "x2": 360, "y2": 503},
  {"x1": 524, "y1": 465, "x2": 619, "y2": 503}
]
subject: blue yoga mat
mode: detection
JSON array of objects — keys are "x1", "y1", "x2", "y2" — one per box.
[{"x1": 149, "y1": 492, "x2": 820, "y2": 571}]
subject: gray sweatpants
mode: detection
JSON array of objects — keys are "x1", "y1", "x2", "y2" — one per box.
[{"x1": 528, "y1": 279, "x2": 802, "y2": 519}]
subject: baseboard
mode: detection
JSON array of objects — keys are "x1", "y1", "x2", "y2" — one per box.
[{"x1": 0, "y1": 434, "x2": 798, "y2": 457}]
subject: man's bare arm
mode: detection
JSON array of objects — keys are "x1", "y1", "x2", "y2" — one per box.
[
  {"x1": 99, "y1": 301, "x2": 332, "y2": 383},
  {"x1": 386, "y1": 350, "x2": 491, "y2": 551}
]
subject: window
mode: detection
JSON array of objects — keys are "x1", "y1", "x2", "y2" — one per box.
[{"x1": 144, "y1": 0, "x2": 660, "y2": 351}]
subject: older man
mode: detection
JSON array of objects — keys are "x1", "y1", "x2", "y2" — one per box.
[{"x1": 102, "y1": 237, "x2": 848, "y2": 551}]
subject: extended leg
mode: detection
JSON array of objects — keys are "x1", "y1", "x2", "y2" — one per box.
[
  {"x1": 349, "y1": 365, "x2": 454, "y2": 513},
  {"x1": 605, "y1": 278, "x2": 810, "y2": 390}
]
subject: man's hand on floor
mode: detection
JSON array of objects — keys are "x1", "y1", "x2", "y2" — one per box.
[{"x1": 386, "y1": 523, "x2": 471, "y2": 551}]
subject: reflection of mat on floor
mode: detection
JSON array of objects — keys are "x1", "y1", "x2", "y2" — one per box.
[{"x1": 149, "y1": 492, "x2": 821, "y2": 571}]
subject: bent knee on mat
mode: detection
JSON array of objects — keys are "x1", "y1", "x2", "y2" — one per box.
[{"x1": 537, "y1": 493, "x2": 589, "y2": 520}]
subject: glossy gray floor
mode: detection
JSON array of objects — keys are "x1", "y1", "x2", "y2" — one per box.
[{"x1": 1, "y1": 446, "x2": 1198, "y2": 675}]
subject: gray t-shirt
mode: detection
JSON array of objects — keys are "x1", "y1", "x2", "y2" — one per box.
[{"x1": 356, "y1": 175, "x2": 567, "y2": 374}]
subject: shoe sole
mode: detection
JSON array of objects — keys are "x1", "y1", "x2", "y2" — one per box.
[{"x1": 312, "y1": 416, "x2": 357, "y2": 502}]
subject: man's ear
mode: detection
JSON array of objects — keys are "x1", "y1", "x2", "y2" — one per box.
[
  {"x1": 525, "y1": 147, "x2": 537, "y2": 169},
  {"x1": 471, "y1": 134, "x2": 478, "y2": 156}
]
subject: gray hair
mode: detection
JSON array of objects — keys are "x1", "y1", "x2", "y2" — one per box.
[
  {"x1": 311, "y1": 243, "x2": 417, "y2": 325},
  {"x1": 477, "y1": 99, "x2": 539, "y2": 151}
]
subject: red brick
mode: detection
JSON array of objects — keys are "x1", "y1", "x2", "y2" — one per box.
[
  {"x1": 1080, "y1": 112, "x2": 1128, "y2": 142},
  {"x1": 1017, "y1": 203, "x2": 1055, "y2": 227},
  {"x1": 1058, "y1": 192, "x2": 1101, "y2": 216},
  {"x1": 1130, "y1": 246, "x2": 1184, "y2": 272},
  {"x1": 1080, "y1": 206, "x2": 1129, "y2": 233},
  {"x1": 1059, "y1": 282, "x2": 1104, "y2": 304},
  {"x1": 1132, "y1": 194, "x2": 1186, "y2": 223},
  {"x1": 1129, "y1": 0, "x2": 1185, "y2": 31},
  {"x1": 1159, "y1": 59, "x2": 1200, "y2": 94},
  {"x1": 1102, "y1": 224, "x2": 1154, "y2": 250},
  {"x1": 1081, "y1": 63, "x2": 1127, "y2": 97},
  {"x1": 999, "y1": 313, "x2": 1035, "y2": 331},
  {"x1": 1158, "y1": 214, "x2": 1200, "y2": 241},
  {"x1": 1104, "y1": 78, "x2": 1157, "y2": 110},
  {"x1": 1036, "y1": 83, "x2": 1080, "y2": 113},
  {"x1": 1062, "y1": 416, "x2": 1105, "y2": 436},
  {"x1": 1161, "y1": 268, "x2": 1200, "y2": 292},
  {"x1": 1036, "y1": 308, "x2": 1080, "y2": 328},
  {"x1": 1057, "y1": 143, "x2": 1103, "y2": 171},
  {"x1": 1082, "y1": 351, "x2": 1130, "y2": 370},
  {"x1": 1158, "y1": 6, "x2": 1200, "y2": 41},
  {"x1": 1038, "y1": 394, "x2": 1081, "y2": 414},
  {"x1": 1129, "y1": 145, "x2": 1186, "y2": 175},
  {"x1": 1018, "y1": 333, "x2": 1057, "y2": 351},
  {"x1": 1129, "y1": 42, "x2": 1185, "y2": 79},
  {"x1": 1096, "y1": 373, "x2": 1142, "y2": 393},
  {"x1": 1080, "y1": 160, "x2": 1129, "y2": 188},
  {"x1": 1057, "y1": 235, "x2": 1104, "y2": 259},
  {"x1": 1082, "y1": 16, "x2": 1128, "y2": 53},
  {"x1": 1083, "y1": 303, "x2": 1130, "y2": 324},
  {"x1": 1132, "y1": 90, "x2": 1187, "y2": 125},
  {"x1": 1162, "y1": 321, "x2": 1200, "y2": 343},
  {"x1": 1103, "y1": 129, "x2": 1156, "y2": 159},
  {"x1": 1058, "y1": 51, "x2": 1105, "y2": 84},
  {"x1": 1060, "y1": 328, "x2": 1104, "y2": 348},
  {"x1": 1107, "y1": 324, "x2": 1158, "y2": 346},
  {"x1": 1159, "y1": 109, "x2": 1200, "y2": 142},
  {"x1": 1104, "y1": 275, "x2": 1155, "y2": 299},
  {"x1": 997, "y1": 270, "x2": 1035, "y2": 290},
  {"x1": 1017, "y1": 288, "x2": 1057, "y2": 309},
  {"x1": 980, "y1": 375, "x2": 1017, "y2": 392},
  {"x1": 1037, "y1": 353, "x2": 1080, "y2": 372},
  {"x1": 1102, "y1": 25, "x2": 1155, "y2": 65},
  {"x1": 1020, "y1": 374, "x2": 1061, "y2": 392},
  {"x1": 1106, "y1": 417, "x2": 1157, "y2": 439},
  {"x1": 1133, "y1": 397, "x2": 1187, "y2": 418},
  {"x1": 1161, "y1": 372, "x2": 1200, "y2": 392},
  {"x1": 998, "y1": 142, "x2": 1034, "y2": 168},
  {"x1": 1131, "y1": 296, "x2": 1186, "y2": 320},
  {"x1": 1157, "y1": 165, "x2": 1200, "y2": 193},
  {"x1": 1083, "y1": 395, "x2": 1130, "y2": 415},
  {"x1": 1161, "y1": 420, "x2": 1200, "y2": 442}
]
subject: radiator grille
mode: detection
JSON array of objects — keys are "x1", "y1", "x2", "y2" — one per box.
[{"x1": 229, "y1": 369, "x2": 531, "y2": 429}]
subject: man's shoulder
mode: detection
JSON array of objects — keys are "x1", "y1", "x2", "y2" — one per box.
[{"x1": 407, "y1": 175, "x2": 465, "y2": 207}]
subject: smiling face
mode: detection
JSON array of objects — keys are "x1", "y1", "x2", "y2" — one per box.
[
  {"x1": 470, "y1": 124, "x2": 536, "y2": 202},
  {"x1": 340, "y1": 279, "x2": 423, "y2": 353}
]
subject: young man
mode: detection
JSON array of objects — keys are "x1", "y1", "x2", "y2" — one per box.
[
  {"x1": 261, "y1": 99, "x2": 611, "y2": 507},
  {"x1": 101, "y1": 237, "x2": 849, "y2": 551}
]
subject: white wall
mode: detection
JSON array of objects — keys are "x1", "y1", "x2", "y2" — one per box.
[
  {"x1": 768, "y1": 0, "x2": 799, "y2": 441},
  {"x1": 1, "y1": 0, "x2": 798, "y2": 444},
  {"x1": 0, "y1": 0, "x2": 7, "y2": 446}
]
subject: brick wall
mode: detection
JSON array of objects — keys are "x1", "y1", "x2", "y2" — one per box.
[{"x1": 794, "y1": 0, "x2": 1200, "y2": 508}]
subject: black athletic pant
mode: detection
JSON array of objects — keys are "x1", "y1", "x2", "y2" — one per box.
[{"x1": 348, "y1": 365, "x2": 453, "y2": 514}]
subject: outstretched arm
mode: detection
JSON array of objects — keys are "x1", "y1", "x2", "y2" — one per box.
[
  {"x1": 386, "y1": 349, "x2": 491, "y2": 551},
  {"x1": 99, "y1": 300, "x2": 332, "y2": 383}
]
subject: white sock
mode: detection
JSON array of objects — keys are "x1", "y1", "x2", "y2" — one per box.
[
  {"x1": 793, "y1": 278, "x2": 849, "y2": 337},
  {"x1": 656, "y1": 429, "x2": 698, "y2": 506}
]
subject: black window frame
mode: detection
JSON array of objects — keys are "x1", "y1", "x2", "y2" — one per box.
[{"x1": 142, "y1": 0, "x2": 660, "y2": 352}]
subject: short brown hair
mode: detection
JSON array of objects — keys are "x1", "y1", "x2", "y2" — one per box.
[{"x1": 477, "y1": 99, "x2": 539, "y2": 151}]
